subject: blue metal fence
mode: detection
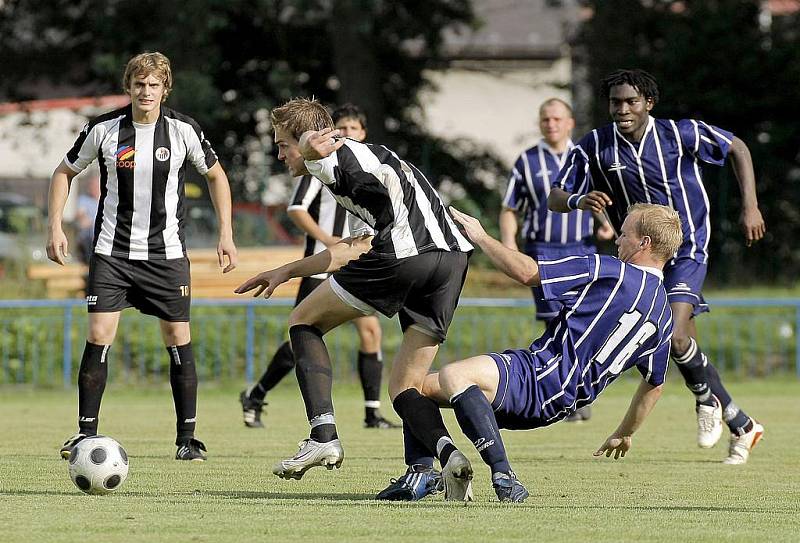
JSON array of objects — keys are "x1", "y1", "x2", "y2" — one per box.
[{"x1": 0, "y1": 297, "x2": 798, "y2": 387}]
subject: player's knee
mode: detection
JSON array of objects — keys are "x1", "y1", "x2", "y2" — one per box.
[
  {"x1": 438, "y1": 364, "x2": 467, "y2": 398},
  {"x1": 87, "y1": 326, "x2": 115, "y2": 345},
  {"x1": 671, "y1": 334, "x2": 692, "y2": 357}
]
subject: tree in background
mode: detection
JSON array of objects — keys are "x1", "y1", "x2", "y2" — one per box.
[
  {"x1": 0, "y1": 0, "x2": 504, "y2": 231},
  {"x1": 575, "y1": 0, "x2": 800, "y2": 284}
]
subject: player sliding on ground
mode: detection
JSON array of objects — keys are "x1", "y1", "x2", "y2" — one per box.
[{"x1": 405, "y1": 203, "x2": 682, "y2": 503}]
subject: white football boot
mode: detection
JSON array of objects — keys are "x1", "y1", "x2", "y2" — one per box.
[
  {"x1": 442, "y1": 450, "x2": 474, "y2": 502},
  {"x1": 723, "y1": 422, "x2": 764, "y2": 465},
  {"x1": 696, "y1": 396, "x2": 723, "y2": 449},
  {"x1": 273, "y1": 438, "x2": 344, "y2": 480}
]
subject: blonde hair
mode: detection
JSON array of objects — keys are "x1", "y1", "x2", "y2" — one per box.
[
  {"x1": 271, "y1": 98, "x2": 334, "y2": 140},
  {"x1": 628, "y1": 203, "x2": 683, "y2": 262},
  {"x1": 122, "y1": 52, "x2": 173, "y2": 101}
]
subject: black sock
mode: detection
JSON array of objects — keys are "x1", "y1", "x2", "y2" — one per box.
[
  {"x1": 358, "y1": 351, "x2": 383, "y2": 421},
  {"x1": 705, "y1": 358, "x2": 753, "y2": 435},
  {"x1": 250, "y1": 341, "x2": 295, "y2": 401},
  {"x1": 289, "y1": 324, "x2": 337, "y2": 442},
  {"x1": 672, "y1": 338, "x2": 714, "y2": 405},
  {"x1": 167, "y1": 343, "x2": 198, "y2": 444},
  {"x1": 403, "y1": 423, "x2": 435, "y2": 468},
  {"x1": 452, "y1": 385, "x2": 511, "y2": 474},
  {"x1": 77, "y1": 342, "x2": 110, "y2": 435},
  {"x1": 393, "y1": 388, "x2": 453, "y2": 466}
]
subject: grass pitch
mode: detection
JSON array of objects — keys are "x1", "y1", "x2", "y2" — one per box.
[{"x1": 1, "y1": 378, "x2": 798, "y2": 542}]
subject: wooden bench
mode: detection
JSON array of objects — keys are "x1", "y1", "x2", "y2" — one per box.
[{"x1": 27, "y1": 246, "x2": 304, "y2": 299}]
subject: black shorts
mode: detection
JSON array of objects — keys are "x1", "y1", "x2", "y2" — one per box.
[
  {"x1": 86, "y1": 254, "x2": 191, "y2": 322},
  {"x1": 330, "y1": 250, "x2": 469, "y2": 343},
  {"x1": 296, "y1": 277, "x2": 324, "y2": 306}
]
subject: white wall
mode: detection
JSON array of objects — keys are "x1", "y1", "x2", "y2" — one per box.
[{"x1": 419, "y1": 56, "x2": 572, "y2": 183}]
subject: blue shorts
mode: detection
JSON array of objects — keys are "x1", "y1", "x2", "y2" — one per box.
[
  {"x1": 524, "y1": 239, "x2": 596, "y2": 321},
  {"x1": 663, "y1": 258, "x2": 709, "y2": 316},
  {"x1": 488, "y1": 349, "x2": 558, "y2": 430}
]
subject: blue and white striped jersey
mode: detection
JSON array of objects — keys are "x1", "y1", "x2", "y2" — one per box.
[
  {"x1": 556, "y1": 117, "x2": 733, "y2": 263},
  {"x1": 532, "y1": 254, "x2": 672, "y2": 423},
  {"x1": 503, "y1": 140, "x2": 593, "y2": 244},
  {"x1": 305, "y1": 139, "x2": 473, "y2": 259}
]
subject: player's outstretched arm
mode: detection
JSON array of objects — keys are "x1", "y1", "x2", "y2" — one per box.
[
  {"x1": 594, "y1": 379, "x2": 662, "y2": 460},
  {"x1": 234, "y1": 235, "x2": 372, "y2": 298},
  {"x1": 46, "y1": 161, "x2": 78, "y2": 266},
  {"x1": 728, "y1": 136, "x2": 766, "y2": 246},
  {"x1": 205, "y1": 162, "x2": 238, "y2": 272},
  {"x1": 450, "y1": 206, "x2": 539, "y2": 286}
]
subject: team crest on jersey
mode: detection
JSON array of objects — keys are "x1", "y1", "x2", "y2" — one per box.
[
  {"x1": 116, "y1": 145, "x2": 136, "y2": 168},
  {"x1": 155, "y1": 147, "x2": 170, "y2": 161}
]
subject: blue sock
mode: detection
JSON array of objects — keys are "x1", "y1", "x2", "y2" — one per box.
[
  {"x1": 451, "y1": 385, "x2": 511, "y2": 474},
  {"x1": 705, "y1": 358, "x2": 753, "y2": 435}
]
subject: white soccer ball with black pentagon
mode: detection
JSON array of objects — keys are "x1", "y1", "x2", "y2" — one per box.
[{"x1": 67, "y1": 435, "x2": 129, "y2": 495}]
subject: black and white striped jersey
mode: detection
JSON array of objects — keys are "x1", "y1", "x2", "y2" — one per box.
[
  {"x1": 304, "y1": 139, "x2": 473, "y2": 259},
  {"x1": 64, "y1": 104, "x2": 217, "y2": 260}
]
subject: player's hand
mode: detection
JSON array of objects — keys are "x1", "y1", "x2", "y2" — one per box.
[
  {"x1": 596, "y1": 219, "x2": 616, "y2": 241},
  {"x1": 217, "y1": 236, "x2": 238, "y2": 273},
  {"x1": 739, "y1": 206, "x2": 765, "y2": 247},
  {"x1": 234, "y1": 268, "x2": 290, "y2": 299},
  {"x1": 299, "y1": 128, "x2": 345, "y2": 161},
  {"x1": 578, "y1": 191, "x2": 613, "y2": 214},
  {"x1": 448, "y1": 206, "x2": 488, "y2": 244},
  {"x1": 593, "y1": 434, "x2": 631, "y2": 459},
  {"x1": 46, "y1": 227, "x2": 70, "y2": 266}
]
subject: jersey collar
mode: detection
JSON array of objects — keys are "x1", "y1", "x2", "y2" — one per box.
[{"x1": 630, "y1": 263, "x2": 664, "y2": 281}]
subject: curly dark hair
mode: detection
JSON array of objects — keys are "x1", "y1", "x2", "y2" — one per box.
[{"x1": 601, "y1": 69, "x2": 660, "y2": 104}]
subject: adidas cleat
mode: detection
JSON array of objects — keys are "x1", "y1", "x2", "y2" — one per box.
[
  {"x1": 364, "y1": 415, "x2": 402, "y2": 429},
  {"x1": 176, "y1": 438, "x2": 208, "y2": 461},
  {"x1": 273, "y1": 438, "x2": 344, "y2": 480},
  {"x1": 376, "y1": 464, "x2": 443, "y2": 501}
]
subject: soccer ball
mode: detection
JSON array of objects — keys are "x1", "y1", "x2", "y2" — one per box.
[{"x1": 67, "y1": 435, "x2": 129, "y2": 495}]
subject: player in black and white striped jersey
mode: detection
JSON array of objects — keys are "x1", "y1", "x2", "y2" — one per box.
[
  {"x1": 47, "y1": 52, "x2": 238, "y2": 463},
  {"x1": 236, "y1": 98, "x2": 474, "y2": 488},
  {"x1": 239, "y1": 105, "x2": 398, "y2": 430}
]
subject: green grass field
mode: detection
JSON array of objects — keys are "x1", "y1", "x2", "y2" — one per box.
[{"x1": 1, "y1": 379, "x2": 798, "y2": 542}]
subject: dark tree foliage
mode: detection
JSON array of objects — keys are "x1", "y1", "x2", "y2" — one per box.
[
  {"x1": 577, "y1": 0, "x2": 800, "y2": 284},
  {"x1": 0, "y1": 0, "x2": 504, "y2": 220}
]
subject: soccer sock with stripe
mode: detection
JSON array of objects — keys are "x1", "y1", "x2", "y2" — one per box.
[
  {"x1": 248, "y1": 341, "x2": 295, "y2": 402},
  {"x1": 167, "y1": 343, "x2": 198, "y2": 444},
  {"x1": 451, "y1": 385, "x2": 511, "y2": 475},
  {"x1": 704, "y1": 357, "x2": 754, "y2": 436},
  {"x1": 671, "y1": 337, "x2": 715, "y2": 406},
  {"x1": 393, "y1": 388, "x2": 456, "y2": 467},
  {"x1": 289, "y1": 324, "x2": 337, "y2": 442},
  {"x1": 77, "y1": 341, "x2": 110, "y2": 436},
  {"x1": 357, "y1": 351, "x2": 383, "y2": 421}
]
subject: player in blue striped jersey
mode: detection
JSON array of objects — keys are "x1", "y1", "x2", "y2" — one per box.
[
  {"x1": 410, "y1": 203, "x2": 682, "y2": 502},
  {"x1": 549, "y1": 69, "x2": 765, "y2": 464},
  {"x1": 501, "y1": 98, "x2": 614, "y2": 422}
]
